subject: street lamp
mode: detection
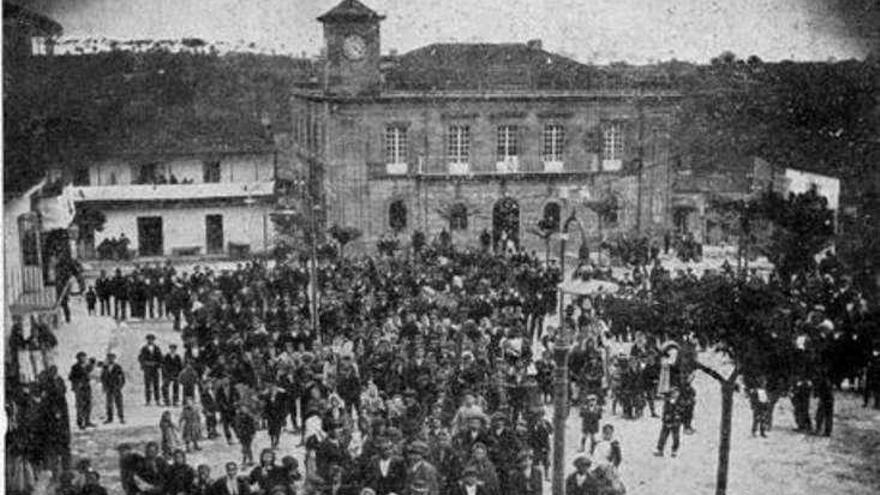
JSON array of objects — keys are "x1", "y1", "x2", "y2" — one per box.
[{"x1": 552, "y1": 209, "x2": 579, "y2": 495}]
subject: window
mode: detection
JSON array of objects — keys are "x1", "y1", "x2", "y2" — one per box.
[
  {"x1": 73, "y1": 167, "x2": 90, "y2": 186},
  {"x1": 496, "y1": 125, "x2": 518, "y2": 160},
  {"x1": 389, "y1": 200, "x2": 407, "y2": 231},
  {"x1": 542, "y1": 202, "x2": 561, "y2": 231},
  {"x1": 136, "y1": 163, "x2": 159, "y2": 184},
  {"x1": 203, "y1": 161, "x2": 221, "y2": 183},
  {"x1": 450, "y1": 203, "x2": 468, "y2": 231},
  {"x1": 385, "y1": 125, "x2": 408, "y2": 165},
  {"x1": 602, "y1": 122, "x2": 625, "y2": 161},
  {"x1": 542, "y1": 124, "x2": 565, "y2": 163},
  {"x1": 447, "y1": 125, "x2": 470, "y2": 164}
]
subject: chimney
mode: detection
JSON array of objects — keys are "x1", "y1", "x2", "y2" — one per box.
[{"x1": 527, "y1": 39, "x2": 542, "y2": 51}]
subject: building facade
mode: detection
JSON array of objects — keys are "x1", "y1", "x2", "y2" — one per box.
[
  {"x1": 288, "y1": 0, "x2": 680, "y2": 253},
  {"x1": 67, "y1": 153, "x2": 277, "y2": 257}
]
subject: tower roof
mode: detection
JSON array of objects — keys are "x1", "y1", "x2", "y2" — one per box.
[{"x1": 317, "y1": 0, "x2": 384, "y2": 23}]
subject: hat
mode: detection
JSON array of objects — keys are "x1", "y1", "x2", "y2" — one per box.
[
  {"x1": 76, "y1": 351, "x2": 87, "y2": 359},
  {"x1": 107, "y1": 352, "x2": 117, "y2": 359},
  {"x1": 407, "y1": 440, "x2": 429, "y2": 456},
  {"x1": 461, "y1": 465, "x2": 480, "y2": 477},
  {"x1": 517, "y1": 450, "x2": 534, "y2": 462},
  {"x1": 573, "y1": 455, "x2": 592, "y2": 467},
  {"x1": 169, "y1": 344, "x2": 178, "y2": 349},
  {"x1": 146, "y1": 334, "x2": 156, "y2": 340},
  {"x1": 467, "y1": 411, "x2": 489, "y2": 424},
  {"x1": 408, "y1": 479, "x2": 430, "y2": 494}
]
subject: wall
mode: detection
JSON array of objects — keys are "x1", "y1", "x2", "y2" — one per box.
[{"x1": 94, "y1": 202, "x2": 273, "y2": 256}]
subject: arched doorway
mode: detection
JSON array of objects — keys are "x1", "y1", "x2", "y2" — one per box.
[{"x1": 493, "y1": 197, "x2": 520, "y2": 250}]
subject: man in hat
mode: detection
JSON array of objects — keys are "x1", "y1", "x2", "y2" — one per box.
[
  {"x1": 101, "y1": 353, "x2": 125, "y2": 424},
  {"x1": 488, "y1": 412, "x2": 520, "y2": 485},
  {"x1": 315, "y1": 419, "x2": 350, "y2": 481},
  {"x1": 504, "y1": 450, "x2": 543, "y2": 495},
  {"x1": 404, "y1": 441, "x2": 439, "y2": 495},
  {"x1": 454, "y1": 412, "x2": 491, "y2": 453},
  {"x1": 565, "y1": 456, "x2": 597, "y2": 495},
  {"x1": 451, "y1": 465, "x2": 491, "y2": 495},
  {"x1": 162, "y1": 344, "x2": 183, "y2": 407},
  {"x1": 654, "y1": 387, "x2": 684, "y2": 457},
  {"x1": 361, "y1": 436, "x2": 406, "y2": 495},
  {"x1": 138, "y1": 334, "x2": 163, "y2": 406},
  {"x1": 69, "y1": 351, "x2": 97, "y2": 429},
  {"x1": 117, "y1": 444, "x2": 143, "y2": 495}
]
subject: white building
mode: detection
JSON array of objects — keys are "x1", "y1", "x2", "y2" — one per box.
[{"x1": 67, "y1": 153, "x2": 277, "y2": 258}]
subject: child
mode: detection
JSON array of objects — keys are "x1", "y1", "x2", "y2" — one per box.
[
  {"x1": 85, "y1": 286, "x2": 97, "y2": 316},
  {"x1": 160, "y1": 410, "x2": 181, "y2": 458},
  {"x1": 748, "y1": 379, "x2": 771, "y2": 438},
  {"x1": 179, "y1": 398, "x2": 203, "y2": 452},
  {"x1": 233, "y1": 405, "x2": 257, "y2": 466},
  {"x1": 534, "y1": 351, "x2": 555, "y2": 405},
  {"x1": 592, "y1": 423, "x2": 622, "y2": 469},
  {"x1": 178, "y1": 361, "x2": 199, "y2": 405},
  {"x1": 654, "y1": 387, "x2": 684, "y2": 457},
  {"x1": 526, "y1": 408, "x2": 552, "y2": 481},
  {"x1": 579, "y1": 394, "x2": 602, "y2": 452}
]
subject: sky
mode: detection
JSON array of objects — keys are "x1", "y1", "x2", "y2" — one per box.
[{"x1": 17, "y1": 0, "x2": 879, "y2": 63}]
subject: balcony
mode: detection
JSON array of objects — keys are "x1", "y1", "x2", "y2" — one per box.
[{"x1": 67, "y1": 181, "x2": 276, "y2": 203}]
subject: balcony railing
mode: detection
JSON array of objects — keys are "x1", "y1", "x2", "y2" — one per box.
[{"x1": 68, "y1": 181, "x2": 275, "y2": 203}]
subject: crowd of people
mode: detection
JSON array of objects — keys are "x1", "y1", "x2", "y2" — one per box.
[{"x1": 10, "y1": 232, "x2": 880, "y2": 495}]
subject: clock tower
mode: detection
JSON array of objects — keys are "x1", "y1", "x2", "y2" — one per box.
[{"x1": 318, "y1": 0, "x2": 385, "y2": 96}]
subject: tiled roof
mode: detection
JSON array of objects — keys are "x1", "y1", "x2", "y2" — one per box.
[
  {"x1": 317, "y1": 0, "x2": 384, "y2": 23},
  {"x1": 383, "y1": 43, "x2": 682, "y2": 92}
]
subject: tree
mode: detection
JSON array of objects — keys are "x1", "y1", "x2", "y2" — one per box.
[
  {"x1": 328, "y1": 224, "x2": 362, "y2": 258},
  {"x1": 646, "y1": 187, "x2": 838, "y2": 495}
]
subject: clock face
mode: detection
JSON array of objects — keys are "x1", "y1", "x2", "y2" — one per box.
[{"x1": 343, "y1": 35, "x2": 366, "y2": 60}]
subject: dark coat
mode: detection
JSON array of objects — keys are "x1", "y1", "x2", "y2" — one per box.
[
  {"x1": 504, "y1": 466, "x2": 543, "y2": 495},
  {"x1": 565, "y1": 472, "x2": 598, "y2": 495},
  {"x1": 139, "y1": 345, "x2": 163, "y2": 370},
  {"x1": 361, "y1": 456, "x2": 407, "y2": 495}
]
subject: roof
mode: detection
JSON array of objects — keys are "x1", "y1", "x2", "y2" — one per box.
[
  {"x1": 3, "y1": 2, "x2": 62, "y2": 36},
  {"x1": 317, "y1": 0, "x2": 384, "y2": 23},
  {"x1": 383, "y1": 43, "x2": 681, "y2": 92}
]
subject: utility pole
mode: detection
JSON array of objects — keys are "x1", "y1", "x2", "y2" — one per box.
[{"x1": 552, "y1": 211, "x2": 578, "y2": 495}]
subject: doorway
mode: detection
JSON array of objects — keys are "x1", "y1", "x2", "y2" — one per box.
[
  {"x1": 206, "y1": 214, "x2": 224, "y2": 254},
  {"x1": 137, "y1": 217, "x2": 163, "y2": 256},
  {"x1": 492, "y1": 197, "x2": 520, "y2": 250}
]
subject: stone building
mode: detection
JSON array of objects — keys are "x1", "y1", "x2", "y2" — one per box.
[{"x1": 286, "y1": 0, "x2": 681, "y2": 254}]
